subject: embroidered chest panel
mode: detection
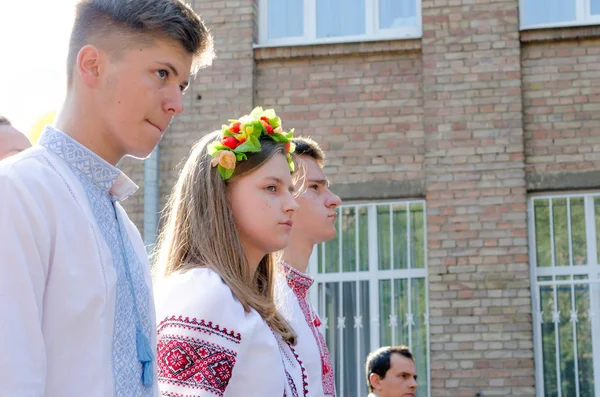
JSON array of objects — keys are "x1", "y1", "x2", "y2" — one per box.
[
  {"x1": 41, "y1": 130, "x2": 153, "y2": 396},
  {"x1": 284, "y1": 265, "x2": 336, "y2": 396}
]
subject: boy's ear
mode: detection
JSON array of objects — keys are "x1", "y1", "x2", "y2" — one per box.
[{"x1": 76, "y1": 45, "x2": 103, "y2": 88}]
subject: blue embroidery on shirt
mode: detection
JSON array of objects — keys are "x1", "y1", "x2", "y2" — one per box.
[{"x1": 39, "y1": 127, "x2": 153, "y2": 396}]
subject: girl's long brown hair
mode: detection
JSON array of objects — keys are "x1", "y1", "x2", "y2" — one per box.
[{"x1": 153, "y1": 131, "x2": 296, "y2": 344}]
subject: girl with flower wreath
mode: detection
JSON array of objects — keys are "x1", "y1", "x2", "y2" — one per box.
[{"x1": 153, "y1": 107, "x2": 306, "y2": 397}]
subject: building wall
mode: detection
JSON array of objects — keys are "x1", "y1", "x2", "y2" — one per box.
[
  {"x1": 522, "y1": 36, "x2": 600, "y2": 191},
  {"x1": 422, "y1": 1, "x2": 532, "y2": 395},
  {"x1": 118, "y1": 1, "x2": 600, "y2": 396},
  {"x1": 254, "y1": 42, "x2": 425, "y2": 192}
]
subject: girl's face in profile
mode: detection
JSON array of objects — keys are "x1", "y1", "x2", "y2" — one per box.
[{"x1": 227, "y1": 152, "x2": 299, "y2": 266}]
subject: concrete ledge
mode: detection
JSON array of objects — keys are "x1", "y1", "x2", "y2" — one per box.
[
  {"x1": 330, "y1": 179, "x2": 425, "y2": 201},
  {"x1": 254, "y1": 39, "x2": 422, "y2": 61},
  {"x1": 527, "y1": 170, "x2": 600, "y2": 192},
  {"x1": 521, "y1": 25, "x2": 600, "y2": 44}
]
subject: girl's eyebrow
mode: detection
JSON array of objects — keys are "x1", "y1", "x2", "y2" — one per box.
[{"x1": 263, "y1": 176, "x2": 284, "y2": 185}]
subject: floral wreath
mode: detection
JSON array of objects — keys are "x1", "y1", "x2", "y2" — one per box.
[{"x1": 208, "y1": 107, "x2": 296, "y2": 180}]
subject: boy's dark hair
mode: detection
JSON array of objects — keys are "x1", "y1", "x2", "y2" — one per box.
[
  {"x1": 0, "y1": 116, "x2": 11, "y2": 126},
  {"x1": 291, "y1": 136, "x2": 325, "y2": 167},
  {"x1": 67, "y1": 0, "x2": 214, "y2": 82},
  {"x1": 365, "y1": 346, "x2": 414, "y2": 393}
]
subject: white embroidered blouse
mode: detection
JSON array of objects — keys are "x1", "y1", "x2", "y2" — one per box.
[
  {"x1": 276, "y1": 262, "x2": 337, "y2": 397},
  {"x1": 155, "y1": 267, "x2": 305, "y2": 397},
  {"x1": 0, "y1": 127, "x2": 157, "y2": 397}
]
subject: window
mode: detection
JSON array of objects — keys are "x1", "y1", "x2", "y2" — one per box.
[
  {"x1": 529, "y1": 194, "x2": 600, "y2": 397},
  {"x1": 520, "y1": 0, "x2": 600, "y2": 30},
  {"x1": 258, "y1": 0, "x2": 422, "y2": 46},
  {"x1": 309, "y1": 201, "x2": 430, "y2": 397}
]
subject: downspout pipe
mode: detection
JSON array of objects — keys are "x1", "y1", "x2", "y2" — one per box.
[{"x1": 144, "y1": 146, "x2": 160, "y2": 254}]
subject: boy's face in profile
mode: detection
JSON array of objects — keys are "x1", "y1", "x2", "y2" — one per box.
[
  {"x1": 291, "y1": 156, "x2": 341, "y2": 245},
  {"x1": 96, "y1": 38, "x2": 193, "y2": 160}
]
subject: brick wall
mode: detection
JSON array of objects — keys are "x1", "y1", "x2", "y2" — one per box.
[
  {"x1": 523, "y1": 38, "x2": 600, "y2": 176},
  {"x1": 422, "y1": 0, "x2": 533, "y2": 395},
  {"x1": 118, "y1": 1, "x2": 600, "y2": 396},
  {"x1": 255, "y1": 43, "x2": 425, "y2": 186}
]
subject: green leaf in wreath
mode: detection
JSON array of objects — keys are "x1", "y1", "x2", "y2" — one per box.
[
  {"x1": 287, "y1": 155, "x2": 295, "y2": 172},
  {"x1": 236, "y1": 139, "x2": 261, "y2": 153},
  {"x1": 269, "y1": 116, "x2": 281, "y2": 128},
  {"x1": 218, "y1": 164, "x2": 235, "y2": 180}
]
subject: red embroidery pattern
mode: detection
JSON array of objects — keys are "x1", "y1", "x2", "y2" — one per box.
[
  {"x1": 288, "y1": 342, "x2": 308, "y2": 396},
  {"x1": 157, "y1": 317, "x2": 240, "y2": 397},
  {"x1": 283, "y1": 264, "x2": 313, "y2": 300},
  {"x1": 309, "y1": 311, "x2": 335, "y2": 394},
  {"x1": 283, "y1": 263, "x2": 336, "y2": 396},
  {"x1": 157, "y1": 316, "x2": 241, "y2": 343},
  {"x1": 271, "y1": 325, "x2": 307, "y2": 397},
  {"x1": 285, "y1": 370, "x2": 300, "y2": 397}
]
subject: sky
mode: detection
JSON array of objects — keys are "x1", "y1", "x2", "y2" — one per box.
[{"x1": 0, "y1": 0, "x2": 78, "y2": 135}]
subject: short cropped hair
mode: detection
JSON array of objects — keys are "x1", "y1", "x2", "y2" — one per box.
[
  {"x1": 291, "y1": 136, "x2": 325, "y2": 167},
  {"x1": 67, "y1": 0, "x2": 214, "y2": 82},
  {"x1": 365, "y1": 346, "x2": 414, "y2": 393},
  {"x1": 0, "y1": 116, "x2": 11, "y2": 126}
]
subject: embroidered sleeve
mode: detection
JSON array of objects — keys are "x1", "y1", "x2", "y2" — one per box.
[
  {"x1": 155, "y1": 270, "x2": 256, "y2": 397},
  {"x1": 0, "y1": 170, "x2": 49, "y2": 395},
  {"x1": 157, "y1": 316, "x2": 241, "y2": 397}
]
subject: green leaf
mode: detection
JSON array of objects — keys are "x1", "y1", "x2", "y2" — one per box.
[
  {"x1": 287, "y1": 154, "x2": 295, "y2": 172},
  {"x1": 261, "y1": 108, "x2": 277, "y2": 119},
  {"x1": 269, "y1": 133, "x2": 288, "y2": 143},
  {"x1": 285, "y1": 128, "x2": 295, "y2": 139},
  {"x1": 207, "y1": 142, "x2": 219, "y2": 156},
  {"x1": 249, "y1": 106, "x2": 265, "y2": 118},
  {"x1": 208, "y1": 142, "x2": 228, "y2": 156},
  {"x1": 235, "y1": 139, "x2": 261, "y2": 153},
  {"x1": 218, "y1": 164, "x2": 235, "y2": 180},
  {"x1": 252, "y1": 120, "x2": 266, "y2": 135},
  {"x1": 250, "y1": 135, "x2": 261, "y2": 148},
  {"x1": 235, "y1": 153, "x2": 247, "y2": 162},
  {"x1": 269, "y1": 116, "x2": 281, "y2": 128}
]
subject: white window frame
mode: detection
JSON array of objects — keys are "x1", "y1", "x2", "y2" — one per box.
[
  {"x1": 257, "y1": 0, "x2": 422, "y2": 47},
  {"x1": 308, "y1": 199, "x2": 430, "y2": 397},
  {"x1": 520, "y1": 0, "x2": 600, "y2": 30},
  {"x1": 528, "y1": 192, "x2": 600, "y2": 397}
]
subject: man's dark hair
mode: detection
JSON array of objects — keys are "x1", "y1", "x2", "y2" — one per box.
[
  {"x1": 67, "y1": 0, "x2": 214, "y2": 82},
  {"x1": 291, "y1": 136, "x2": 325, "y2": 167},
  {"x1": 365, "y1": 346, "x2": 414, "y2": 393},
  {"x1": 0, "y1": 116, "x2": 11, "y2": 126}
]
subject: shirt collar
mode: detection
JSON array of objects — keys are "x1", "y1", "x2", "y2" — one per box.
[
  {"x1": 38, "y1": 126, "x2": 138, "y2": 200},
  {"x1": 280, "y1": 261, "x2": 314, "y2": 299}
]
